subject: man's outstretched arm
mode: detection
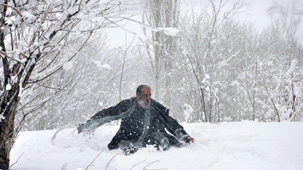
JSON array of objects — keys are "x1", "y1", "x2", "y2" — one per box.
[
  {"x1": 160, "y1": 108, "x2": 194, "y2": 143},
  {"x1": 77, "y1": 98, "x2": 135, "y2": 133}
]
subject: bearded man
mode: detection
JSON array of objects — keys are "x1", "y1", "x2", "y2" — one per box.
[{"x1": 77, "y1": 85, "x2": 194, "y2": 154}]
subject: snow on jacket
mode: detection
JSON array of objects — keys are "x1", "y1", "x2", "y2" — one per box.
[{"x1": 79, "y1": 97, "x2": 190, "y2": 150}]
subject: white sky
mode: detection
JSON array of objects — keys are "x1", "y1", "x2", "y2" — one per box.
[
  {"x1": 230, "y1": 0, "x2": 272, "y2": 30},
  {"x1": 105, "y1": 0, "x2": 273, "y2": 48}
]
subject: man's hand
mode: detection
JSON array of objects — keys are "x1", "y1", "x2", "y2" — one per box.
[
  {"x1": 77, "y1": 124, "x2": 85, "y2": 133},
  {"x1": 185, "y1": 136, "x2": 195, "y2": 144},
  {"x1": 77, "y1": 124, "x2": 94, "y2": 136}
]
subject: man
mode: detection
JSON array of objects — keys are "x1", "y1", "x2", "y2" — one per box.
[{"x1": 77, "y1": 85, "x2": 194, "y2": 154}]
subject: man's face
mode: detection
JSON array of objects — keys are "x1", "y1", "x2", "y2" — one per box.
[{"x1": 136, "y1": 87, "x2": 151, "y2": 109}]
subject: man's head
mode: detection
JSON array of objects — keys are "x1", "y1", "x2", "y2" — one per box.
[{"x1": 136, "y1": 85, "x2": 151, "y2": 109}]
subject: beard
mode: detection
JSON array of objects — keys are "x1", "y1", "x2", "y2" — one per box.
[{"x1": 138, "y1": 99, "x2": 150, "y2": 109}]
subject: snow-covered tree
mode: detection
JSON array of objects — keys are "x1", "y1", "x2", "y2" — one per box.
[
  {"x1": 0, "y1": 0, "x2": 125, "y2": 168},
  {"x1": 142, "y1": 0, "x2": 180, "y2": 104},
  {"x1": 265, "y1": 0, "x2": 303, "y2": 121},
  {"x1": 178, "y1": 0, "x2": 246, "y2": 122}
]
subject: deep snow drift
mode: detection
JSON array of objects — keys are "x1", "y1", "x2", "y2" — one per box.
[{"x1": 10, "y1": 122, "x2": 303, "y2": 170}]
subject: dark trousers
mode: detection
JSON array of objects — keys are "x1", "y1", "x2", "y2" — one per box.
[{"x1": 108, "y1": 131, "x2": 183, "y2": 151}]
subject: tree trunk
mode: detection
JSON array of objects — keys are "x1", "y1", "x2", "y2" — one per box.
[
  {"x1": 200, "y1": 87, "x2": 207, "y2": 122},
  {"x1": 271, "y1": 99, "x2": 281, "y2": 122},
  {"x1": 153, "y1": 0, "x2": 161, "y2": 101},
  {"x1": 144, "y1": 0, "x2": 179, "y2": 101},
  {"x1": 154, "y1": 31, "x2": 161, "y2": 101},
  {"x1": 0, "y1": 112, "x2": 15, "y2": 170},
  {"x1": 0, "y1": 90, "x2": 19, "y2": 169},
  {"x1": 0, "y1": 1, "x2": 15, "y2": 167}
]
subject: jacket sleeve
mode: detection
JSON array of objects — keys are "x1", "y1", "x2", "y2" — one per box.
[
  {"x1": 156, "y1": 103, "x2": 190, "y2": 141},
  {"x1": 78, "y1": 98, "x2": 134, "y2": 133},
  {"x1": 90, "y1": 99, "x2": 131, "y2": 120}
]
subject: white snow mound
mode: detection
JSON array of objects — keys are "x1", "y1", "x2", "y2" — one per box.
[{"x1": 10, "y1": 122, "x2": 303, "y2": 170}]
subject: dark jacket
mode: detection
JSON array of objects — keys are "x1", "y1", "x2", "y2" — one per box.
[{"x1": 79, "y1": 97, "x2": 189, "y2": 150}]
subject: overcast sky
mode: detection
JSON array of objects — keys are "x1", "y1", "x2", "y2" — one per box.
[{"x1": 106, "y1": 0, "x2": 273, "y2": 48}]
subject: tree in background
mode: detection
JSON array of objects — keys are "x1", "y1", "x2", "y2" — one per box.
[
  {"x1": 177, "y1": 0, "x2": 303, "y2": 122},
  {"x1": 265, "y1": 0, "x2": 303, "y2": 121},
  {"x1": 178, "y1": 0, "x2": 246, "y2": 122},
  {"x1": 142, "y1": 0, "x2": 180, "y2": 104}
]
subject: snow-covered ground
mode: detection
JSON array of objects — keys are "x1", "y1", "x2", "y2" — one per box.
[{"x1": 10, "y1": 122, "x2": 303, "y2": 170}]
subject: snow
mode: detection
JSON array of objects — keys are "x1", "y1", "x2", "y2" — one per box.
[
  {"x1": 67, "y1": 7, "x2": 78, "y2": 15},
  {"x1": 183, "y1": 104, "x2": 193, "y2": 121},
  {"x1": 63, "y1": 61, "x2": 73, "y2": 71},
  {"x1": 294, "y1": 86, "x2": 302, "y2": 97},
  {"x1": 100, "y1": 64, "x2": 112, "y2": 70},
  {"x1": 0, "y1": 113, "x2": 5, "y2": 122},
  {"x1": 285, "y1": 59, "x2": 298, "y2": 78},
  {"x1": 22, "y1": 11, "x2": 35, "y2": 20},
  {"x1": 157, "y1": 27, "x2": 181, "y2": 37},
  {"x1": 10, "y1": 122, "x2": 303, "y2": 170},
  {"x1": 90, "y1": 58, "x2": 112, "y2": 70},
  {"x1": 6, "y1": 83, "x2": 12, "y2": 90}
]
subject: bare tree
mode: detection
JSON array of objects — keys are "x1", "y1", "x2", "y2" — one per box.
[
  {"x1": 266, "y1": 0, "x2": 303, "y2": 121},
  {"x1": 0, "y1": 0, "x2": 124, "y2": 168},
  {"x1": 179, "y1": 0, "x2": 246, "y2": 122},
  {"x1": 142, "y1": 0, "x2": 180, "y2": 104}
]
